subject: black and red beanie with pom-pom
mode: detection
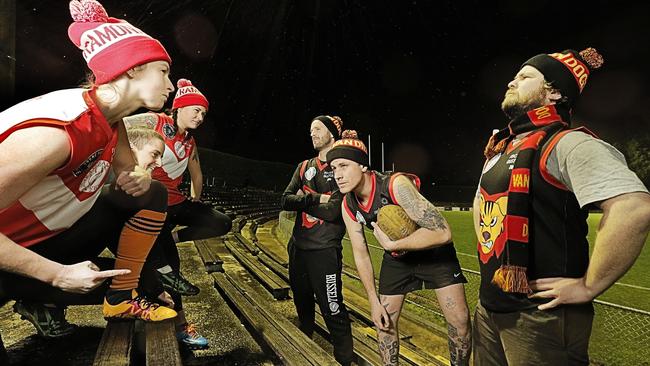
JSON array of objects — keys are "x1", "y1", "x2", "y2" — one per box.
[
  {"x1": 313, "y1": 115, "x2": 343, "y2": 138},
  {"x1": 326, "y1": 130, "x2": 368, "y2": 166},
  {"x1": 523, "y1": 47, "x2": 604, "y2": 107}
]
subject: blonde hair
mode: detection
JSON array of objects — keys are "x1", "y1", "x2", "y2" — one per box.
[{"x1": 127, "y1": 128, "x2": 164, "y2": 150}]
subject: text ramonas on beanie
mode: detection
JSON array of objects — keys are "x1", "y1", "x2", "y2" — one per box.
[
  {"x1": 67, "y1": 0, "x2": 171, "y2": 84},
  {"x1": 313, "y1": 115, "x2": 343, "y2": 138},
  {"x1": 326, "y1": 130, "x2": 369, "y2": 166},
  {"x1": 523, "y1": 47, "x2": 604, "y2": 107},
  {"x1": 172, "y1": 79, "x2": 209, "y2": 110}
]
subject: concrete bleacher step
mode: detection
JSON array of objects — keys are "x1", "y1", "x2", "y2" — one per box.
[
  {"x1": 94, "y1": 318, "x2": 182, "y2": 366},
  {"x1": 253, "y1": 223, "x2": 290, "y2": 267},
  {"x1": 212, "y1": 273, "x2": 309, "y2": 365},
  {"x1": 232, "y1": 232, "x2": 260, "y2": 255},
  {"x1": 312, "y1": 309, "x2": 381, "y2": 366},
  {"x1": 225, "y1": 236, "x2": 289, "y2": 300},
  {"x1": 254, "y1": 241, "x2": 288, "y2": 268},
  {"x1": 212, "y1": 272, "x2": 338, "y2": 366},
  {"x1": 194, "y1": 239, "x2": 224, "y2": 273},
  {"x1": 247, "y1": 221, "x2": 260, "y2": 242},
  {"x1": 93, "y1": 320, "x2": 134, "y2": 366},
  {"x1": 144, "y1": 320, "x2": 182, "y2": 366},
  {"x1": 194, "y1": 236, "x2": 341, "y2": 364},
  {"x1": 176, "y1": 241, "x2": 273, "y2": 365},
  {"x1": 254, "y1": 214, "x2": 279, "y2": 225},
  {"x1": 257, "y1": 252, "x2": 289, "y2": 278}
]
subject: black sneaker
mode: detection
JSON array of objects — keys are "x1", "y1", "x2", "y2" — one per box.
[
  {"x1": 13, "y1": 301, "x2": 77, "y2": 338},
  {"x1": 159, "y1": 270, "x2": 200, "y2": 296}
]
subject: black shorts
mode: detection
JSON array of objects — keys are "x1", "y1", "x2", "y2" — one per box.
[{"x1": 378, "y1": 243, "x2": 467, "y2": 295}]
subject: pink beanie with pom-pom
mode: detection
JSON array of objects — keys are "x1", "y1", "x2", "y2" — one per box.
[{"x1": 67, "y1": 0, "x2": 171, "y2": 84}]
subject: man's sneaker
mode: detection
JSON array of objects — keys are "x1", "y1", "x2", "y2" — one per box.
[
  {"x1": 159, "y1": 270, "x2": 200, "y2": 296},
  {"x1": 13, "y1": 301, "x2": 77, "y2": 338},
  {"x1": 176, "y1": 323, "x2": 209, "y2": 349},
  {"x1": 103, "y1": 289, "x2": 177, "y2": 321}
]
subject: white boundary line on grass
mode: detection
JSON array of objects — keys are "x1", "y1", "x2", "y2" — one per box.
[{"x1": 455, "y1": 251, "x2": 650, "y2": 291}]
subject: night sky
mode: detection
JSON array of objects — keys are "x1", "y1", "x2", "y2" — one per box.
[{"x1": 7, "y1": 0, "x2": 650, "y2": 196}]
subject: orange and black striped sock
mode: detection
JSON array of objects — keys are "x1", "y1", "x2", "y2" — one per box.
[{"x1": 110, "y1": 209, "x2": 167, "y2": 291}]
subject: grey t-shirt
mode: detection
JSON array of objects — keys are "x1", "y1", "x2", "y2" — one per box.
[{"x1": 545, "y1": 131, "x2": 648, "y2": 208}]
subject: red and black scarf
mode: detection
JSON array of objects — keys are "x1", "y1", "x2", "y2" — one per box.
[{"x1": 482, "y1": 104, "x2": 570, "y2": 294}]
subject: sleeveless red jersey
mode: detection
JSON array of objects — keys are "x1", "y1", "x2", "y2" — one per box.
[
  {"x1": 0, "y1": 89, "x2": 119, "y2": 247},
  {"x1": 151, "y1": 113, "x2": 195, "y2": 206}
]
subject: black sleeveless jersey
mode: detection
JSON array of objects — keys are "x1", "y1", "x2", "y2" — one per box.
[{"x1": 343, "y1": 171, "x2": 458, "y2": 263}]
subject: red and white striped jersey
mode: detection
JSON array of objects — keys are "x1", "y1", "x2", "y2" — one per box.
[
  {"x1": 0, "y1": 88, "x2": 119, "y2": 247},
  {"x1": 151, "y1": 113, "x2": 195, "y2": 206}
]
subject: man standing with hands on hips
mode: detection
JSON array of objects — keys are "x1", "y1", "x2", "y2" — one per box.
[{"x1": 473, "y1": 47, "x2": 650, "y2": 365}]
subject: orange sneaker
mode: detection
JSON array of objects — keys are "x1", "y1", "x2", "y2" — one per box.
[{"x1": 103, "y1": 289, "x2": 177, "y2": 321}]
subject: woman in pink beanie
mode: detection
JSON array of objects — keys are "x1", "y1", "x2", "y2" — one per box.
[
  {"x1": 0, "y1": 0, "x2": 179, "y2": 342},
  {"x1": 124, "y1": 78, "x2": 232, "y2": 349}
]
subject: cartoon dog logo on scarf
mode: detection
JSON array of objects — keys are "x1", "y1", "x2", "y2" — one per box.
[{"x1": 478, "y1": 190, "x2": 508, "y2": 264}]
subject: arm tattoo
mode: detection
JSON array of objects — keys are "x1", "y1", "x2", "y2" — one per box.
[
  {"x1": 192, "y1": 149, "x2": 200, "y2": 163},
  {"x1": 123, "y1": 113, "x2": 157, "y2": 129},
  {"x1": 395, "y1": 178, "x2": 447, "y2": 231},
  {"x1": 447, "y1": 323, "x2": 471, "y2": 366}
]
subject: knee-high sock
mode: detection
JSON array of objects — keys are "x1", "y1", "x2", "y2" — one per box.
[{"x1": 110, "y1": 209, "x2": 167, "y2": 290}]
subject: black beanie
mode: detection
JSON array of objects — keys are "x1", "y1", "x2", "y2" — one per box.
[
  {"x1": 326, "y1": 130, "x2": 369, "y2": 166},
  {"x1": 522, "y1": 47, "x2": 604, "y2": 107},
  {"x1": 314, "y1": 115, "x2": 343, "y2": 138}
]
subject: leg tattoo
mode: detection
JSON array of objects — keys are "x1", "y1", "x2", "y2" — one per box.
[
  {"x1": 378, "y1": 332, "x2": 399, "y2": 366},
  {"x1": 447, "y1": 323, "x2": 471, "y2": 366}
]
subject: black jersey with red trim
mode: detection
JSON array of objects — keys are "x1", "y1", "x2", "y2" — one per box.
[
  {"x1": 343, "y1": 171, "x2": 458, "y2": 263},
  {"x1": 477, "y1": 127, "x2": 592, "y2": 312},
  {"x1": 282, "y1": 158, "x2": 346, "y2": 250}
]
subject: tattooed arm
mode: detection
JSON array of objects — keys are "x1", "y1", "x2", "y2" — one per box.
[
  {"x1": 122, "y1": 112, "x2": 159, "y2": 129},
  {"x1": 343, "y1": 204, "x2": 391, "y2": 331},
  {"x1": 113, "y1": 120, "x2": 151, "y2": 196},
  {"x1": 187, "y1": 146, "x2": 203, "y2": 201},
  {"x1": 377, "y1": 175, "x2": 452, "y2": 251}
]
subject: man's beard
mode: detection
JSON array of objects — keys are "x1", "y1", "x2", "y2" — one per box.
[
  {"x1": 501, "y1": 89, "x2": 547, "y2": 120},
  {"x1": 313, "y1": 135, "x2": 332, "y2": 151}
]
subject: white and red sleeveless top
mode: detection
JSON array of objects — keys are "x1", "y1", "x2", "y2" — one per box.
[
  {"x1": 151, "y1": 113, "x2": 195, "y2": 206},
  {"x1": 0, "y1": 89, "x2": 119, "y2": 247}
]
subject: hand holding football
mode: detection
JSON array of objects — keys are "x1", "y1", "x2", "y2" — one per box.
[{"x1": 376, "y1": 204, "x2": 419, "y2": 258}]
